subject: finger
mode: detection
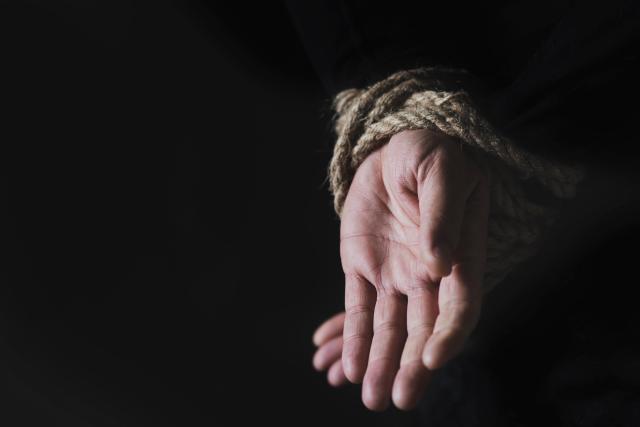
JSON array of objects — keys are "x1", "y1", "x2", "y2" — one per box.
[
  {"x1": 392, "y1": 285, "x2": 438, "y2": 410},
  {"x1": 362, "y1": 293, "x2": 407, "y2": 411},
  {"x1": 327, "y1": 360, "x2": 348, "y2": 387},
  {"x1": 423, "y1": 180, "x2": 489, "y2": 370},
  {"x1": 418, "y1": 149, "x2": 476, "y2": 278},
  {"x1": 312, "y1": 336, "x2": 343, "y2": 371},
  {"x1": 342, "y1": 274, "x2": 376, "y2": 384},
  {"x1": 313, "y1": 312, "x2": 346, "y2": 346}
]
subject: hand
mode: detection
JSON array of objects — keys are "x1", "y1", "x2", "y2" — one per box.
[
  {"x1": 312, "y1": 312, "x2": 348, "y2": 387},
  {"x1": 339, "y1": 129, "x2": 490, "y2": 410}
]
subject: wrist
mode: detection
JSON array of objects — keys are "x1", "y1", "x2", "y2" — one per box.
[{"x1": 329, "y1": 67, "x2": 584, "y2": 291}]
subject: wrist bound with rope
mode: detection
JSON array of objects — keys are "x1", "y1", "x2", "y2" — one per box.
[{"x1": 328, "y1": 67, "x2": 584, "y2": 291}]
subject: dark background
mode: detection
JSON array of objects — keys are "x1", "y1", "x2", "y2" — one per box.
[
  {"x1": 3, "y1": 1, "x2": 640, "y2": 426},
  {"x1": 2, "y1": 1, "x2": 414, "y2": 426}
]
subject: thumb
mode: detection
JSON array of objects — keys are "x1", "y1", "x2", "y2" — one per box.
[{"x1": 418, "y1": 154, "x2": 474, "y2": 278}]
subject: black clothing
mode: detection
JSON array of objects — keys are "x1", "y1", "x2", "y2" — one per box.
[
  {"x1": 286, "y1": 2, "x2": 640, "y2": 426},
  {"x1": 287, "y1": 0, "x2": 640, "y2": 165}
]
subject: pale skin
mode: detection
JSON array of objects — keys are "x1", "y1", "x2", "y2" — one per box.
[{"x1": 312, "y1": 129, "x2": 490, "y2": 411}]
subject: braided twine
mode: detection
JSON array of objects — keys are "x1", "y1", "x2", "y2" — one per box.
[{"x1": 328, "y1": 68, "x2": 584, "y2": 291}]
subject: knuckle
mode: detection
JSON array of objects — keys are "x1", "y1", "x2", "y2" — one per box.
[
  {"x1": 440, "y1": 299, "x2": 481, "y2": 329},
  {"x1": 344, "y1": 267, "x2": 385, "y2": 292},
  {"x1": 407, "y1": 322, "x2": 435, "y2": 336},
  {"x1": 433, "y1": 325, "x2": 466, "y2": 341},
  {"x1": 374, "y1": 320, "x2": 403, "y2": 334},
  {"x1": 443, "y1": 298, "x2": 472, "y2": 315},
  {"x1": 367, "y1": 354, "x2": 397, "y2": 366},
  {"x1": 412, "y1": 258, "x2": 439, "y2": 285},
  {"x1": 405, "y1": 278, "x2": 438, "y2": 297},
  {"x1": 346, "y1": 303, "x2": 373, "y2": 317},
  {"x1": 343, "y1": 333, "x2": 372, "y2": 345}
]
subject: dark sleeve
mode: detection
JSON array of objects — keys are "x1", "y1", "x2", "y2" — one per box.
[
  {"x1": 283, "y1": 0, "x2": 493, "y2": 95},
  {"x1": 489, "y1": 0, "x2": 640, "y2": 165},
  {"x1": 286, "y1": 0, "x2": 640, "y2": 167}
]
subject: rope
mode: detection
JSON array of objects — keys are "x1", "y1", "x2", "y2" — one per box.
[{"x1": 328, "y1": 68, "x2": 584, "y2": 291}]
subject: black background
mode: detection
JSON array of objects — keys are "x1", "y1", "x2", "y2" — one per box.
[
  {"x1": 4, "y1": 1, "x2": 640, "y2": 427},
  {"x1": 2, "y1": 1, "x2": 415, "y2": 426}
]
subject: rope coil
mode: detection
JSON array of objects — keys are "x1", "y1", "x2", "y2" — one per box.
[{"x1": 328, "y1": 68, "x2": 584, "y2": 291}]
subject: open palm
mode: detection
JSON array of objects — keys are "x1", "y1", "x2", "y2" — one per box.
[{"x1": 336, "y1": 129, "x2": 490, "y2": 410}]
